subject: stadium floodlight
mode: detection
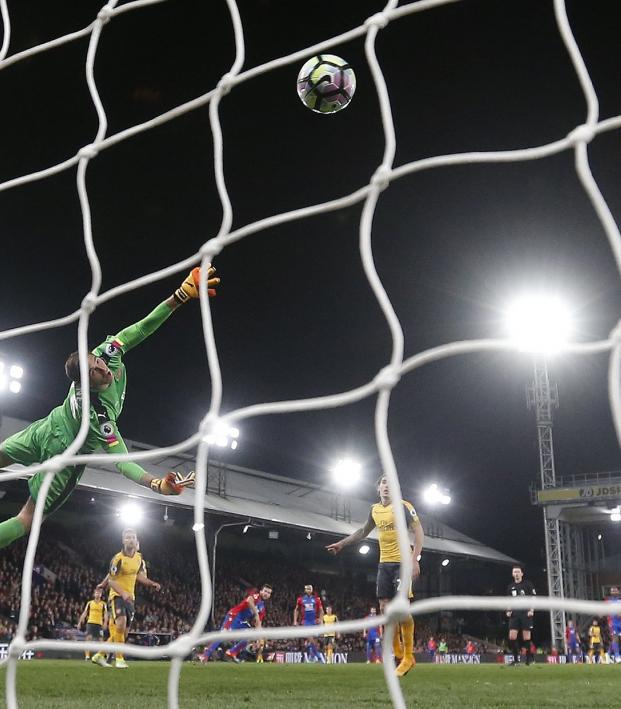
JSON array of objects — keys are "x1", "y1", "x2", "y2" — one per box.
[
  {"x1": 423, "y1": 483, "x2": 451, "y2": 506},
  {"x1": 597, "y1": 533, "x2": 603, "y2": 540},
  {"x1": 441, "y1": 558, "x2": 450, "y2": 567},
  {"x1": 0, "y1": 358, "x2": 24, "y2": 395},
  {"x1": 242, "y1": 524, "x2": 250, "y2": 534},
  {"x1": 192, "y1": 522, "x2": 205, "y2": 532},
  {"x1": 359, "y1": 544, "x2": 370, "y2": 555},
  {"x1": 331, "y1": 457, "x2": 362, "y2": 488},
  {"x1": 118, "y1": 502, "x2": 143, "y2": 525},
  {"x1": 504, "y1": 293, "x2": 573, "y2": 353},
  {"x1": 610, "y1": 507, "x2": 621, "y2": 522},
  {"x1": 202, "y1": 418, "x2": 240, "y2": 450},
  {"x1": 306, "y1": 532, "x2": 312, "y2": 541}
]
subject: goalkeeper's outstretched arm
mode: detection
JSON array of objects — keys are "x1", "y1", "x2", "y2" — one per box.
[
  {"x1": 103, "y1": 426, "x2": 193, "y2": 496},
  {"x1": 111, "y1": 265, "x2": 220, "y2": 354}
]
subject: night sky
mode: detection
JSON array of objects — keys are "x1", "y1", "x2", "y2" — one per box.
[{"x1": 1, "y1": 0, "x2": 621, "y2": 569}]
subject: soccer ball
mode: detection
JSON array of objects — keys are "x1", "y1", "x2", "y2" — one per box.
[{"x1": 296, "y1": 54, "x2": 356, "y2": 114}]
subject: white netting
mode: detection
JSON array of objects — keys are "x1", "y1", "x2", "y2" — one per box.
[{"x1": 1, "y1": 0, "x2": 621, "y2": 707}]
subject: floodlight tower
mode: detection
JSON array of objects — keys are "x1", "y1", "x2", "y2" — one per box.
[
  {"x1": 506, "y1": 294, "x2": 571, "y2": 651},
  {"x1": 527, "y1": 354, "x2": 566, "y2": 651}
]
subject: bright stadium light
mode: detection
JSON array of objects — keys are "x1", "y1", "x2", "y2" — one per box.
[
  {"x1": 441, "y1": 558, "x2": 450, "y2": 567},
  {"x1": 610, "y1": 507, "x2": 621, "y2": 522},
  {"x1": 0, "y1": 358, "x2": 24, "y2": 395},
  {"x1": 504, "y1": 293, "x2": 573, "y2": 353},
  {"x1": 202, "y1": 419, "x2": 240, "y2": 450},
  {"x1": 118, "y1": 502, "x2": 143, "y2": 525},
  {"x1": 423, "y1": 483, "x2": 451, "y2": 506},
  {"x1": 331, "y1": 458, "x2": 362, "y2": 488},
  {"x1": 359, "y1": 544, "x2": 370, "y2": 555}
]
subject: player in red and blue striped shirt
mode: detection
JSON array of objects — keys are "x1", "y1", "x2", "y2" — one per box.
[
  {"x1": 202, "y1": 584, "x2": 272, "y2": 662},
  {"x1": 364, "y1": 607, "x2": 383, "y2": 663},
  {"x1": 294, "y1": 584, "x2": 324, "y2": 663}
]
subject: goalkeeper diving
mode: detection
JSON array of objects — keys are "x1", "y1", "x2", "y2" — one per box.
[{"x1": 0, "y1": 266, "x2": 219, "y2": 548}]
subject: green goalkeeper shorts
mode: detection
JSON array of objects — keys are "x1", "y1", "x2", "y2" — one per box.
[{"x1": 1, "y1": 418, "x2": 85, "y2": 515}]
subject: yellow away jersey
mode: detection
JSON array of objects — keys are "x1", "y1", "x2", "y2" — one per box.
[
  {"x1": 108, "y1": 550, "x2": 146, "y2": 601},
  {"x1": 589, "y1": 626, "x2": 602, "y2": 644},
  {"x1": 371, "y1": 500, "x2": 420, "y2": 563},
  {"x1": 86, "y1": 599, "x2": 106, "y2": 625},
  {"x1": 323, "y1": 614, "x2": 338, "y2": 637}
]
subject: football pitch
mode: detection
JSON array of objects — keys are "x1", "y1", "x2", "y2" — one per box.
[{"x1": 1, "y1": 660, "x2": 620, "y2": 708}]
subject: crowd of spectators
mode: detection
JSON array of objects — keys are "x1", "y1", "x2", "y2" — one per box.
[{"x1": 0, "y1": 523, "x2": 511, "y2": 655}]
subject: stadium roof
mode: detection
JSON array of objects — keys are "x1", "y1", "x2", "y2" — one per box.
[{"x1": 1, "y1": 416, "x2": 517, "y2": 565}]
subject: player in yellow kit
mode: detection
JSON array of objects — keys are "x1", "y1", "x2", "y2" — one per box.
[
  {"x1": 588, "y1": 619, "x2": 605, "y2": 664},
  {"x1": 322, "y1": 606, "x2": 339, "y2": 664},
  {"x1": 77, "y1": 588, "x2": 108, "y2": 660},
  {"x1": 326, "y1": 474, "x2": 424, "y2": 678},
  {"x1": 91, "y1": 528, "x2": 161, "y2": 669}
]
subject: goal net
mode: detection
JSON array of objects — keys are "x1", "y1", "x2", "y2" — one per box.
[{"x1": 1, "y1": 1, "x2": 620, "y2": 707}]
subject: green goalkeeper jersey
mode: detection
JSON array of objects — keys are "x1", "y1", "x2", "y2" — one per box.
[
  {"x1": 47, "y1": 301, "x2": 173, "y2": 477},
  {"x1": 1, "y1": 301, "x2": 174, "y2": 514}
]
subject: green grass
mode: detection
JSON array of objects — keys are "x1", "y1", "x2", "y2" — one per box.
[{"x1": 1, "y1": 660, "x2": 620, "y2": 708}]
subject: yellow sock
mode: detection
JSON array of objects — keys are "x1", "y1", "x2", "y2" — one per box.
[
  {"x1": 401, "y1": 616, "x2": 415, "y2": 662},
  {"x1": 327, "y1": 646, "x2": 333, "y2": 664},
  {"x1": 392, "y1": 625, "x2": 404, "y2": 658},
  {"x1": 113, "y1": 626, "x2": 125, "y2": 661}
]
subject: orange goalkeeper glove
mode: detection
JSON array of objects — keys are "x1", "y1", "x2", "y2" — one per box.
[
  {"x1": 174, "y1": 266, "x2": 220, "y2": 303},
  {"x1": 150, "y1": 473, "x2": 183, "y2": 496}
]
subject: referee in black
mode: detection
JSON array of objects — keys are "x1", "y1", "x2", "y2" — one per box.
[{"x1": 506, "y1": 565, "x2": 536, "y2": 665}]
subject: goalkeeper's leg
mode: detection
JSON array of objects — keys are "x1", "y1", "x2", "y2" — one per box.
[
  {"x1": 0, "y1": 497, "x2": 32, "y2": 549},
  {"x1": 0, "y1": 455, "x2": 84, "y2": 549},
  {"x1": 0, "y1": 450, "x2": 31, "y2": 548}
]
